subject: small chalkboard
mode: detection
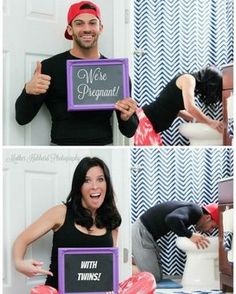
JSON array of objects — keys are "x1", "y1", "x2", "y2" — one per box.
[
  {"x1": 67, "y1": 58, "x2": 130, "y2": 111},
  {"x1": 58, "y1": 247, "x2": 119, "y2": 294}
]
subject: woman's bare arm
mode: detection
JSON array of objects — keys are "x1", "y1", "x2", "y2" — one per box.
[
  {"x1": 177, "y1": 74, "x2": 224, "y2": 133},
  {"x1": 112, "y1": 228, "x2": 119, "y2": 247},
  {"x1": 13, "y1": 204, "x2": 66, "y2": 277}
]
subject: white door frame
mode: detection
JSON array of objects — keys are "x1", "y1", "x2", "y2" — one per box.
[{"x1": 112, "y1": 0, "x2": 135, "y2": 146}]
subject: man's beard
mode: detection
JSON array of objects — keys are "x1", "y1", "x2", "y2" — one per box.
[
  {"x1": 195, "y1": 224, "x2": 202, "y2": 231},
  {"x1": 73, "y1": 34, "x2": 98, "y2": 49}
]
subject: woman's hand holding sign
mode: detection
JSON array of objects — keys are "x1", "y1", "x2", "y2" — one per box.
[
  {"x1": 115, "y1": 98, "x2": 137, "y2": 121},
  {"x1": 25, "y1": 61, "x2": 51, "y2": 95}
]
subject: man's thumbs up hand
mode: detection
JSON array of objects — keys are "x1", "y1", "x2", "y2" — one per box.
[
  {"x1": 25, "y1": 61, "x2": 51, "y2": 95},
  {"x1": 34, "y1": 61, "x2": 42, "y2": 74}
]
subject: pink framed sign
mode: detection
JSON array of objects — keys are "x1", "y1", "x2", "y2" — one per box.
[
  {"x1": 58, "y1": 247, "x2": 119, "y2": 294},
  {"x1": 67, "y1": 58, "x2": 130, "y2": 111}
]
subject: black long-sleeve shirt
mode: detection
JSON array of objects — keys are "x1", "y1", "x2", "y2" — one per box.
[
  {"x1": 140, "y1": 201, "x2": 203, "y2": 240},
  {"x1": 15, "y1": 51, "x2": 138, "y2": 145}
]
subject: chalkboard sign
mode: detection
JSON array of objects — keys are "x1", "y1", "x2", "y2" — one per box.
[
  {"x1": 67, "y1": 58, "x2": 130, "y2": 111},
  {"x1": 58, "y1": 247, "x2": 119, "y2": 294}
]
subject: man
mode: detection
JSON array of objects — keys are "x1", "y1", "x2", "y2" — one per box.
[
  {"x1": 132, "y1": 201, "x2": 219, "y2": 282},
  {"x1": 15, "y1": 1, "x2": 138, "y2": 145}
]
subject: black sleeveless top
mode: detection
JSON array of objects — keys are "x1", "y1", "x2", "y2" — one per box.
[
  {"x1": 45, "y1": 206, "x2": 113, "y2": 289},
  {"x1": 143, "y1": 75, "x2": 185, "y2": 132}
]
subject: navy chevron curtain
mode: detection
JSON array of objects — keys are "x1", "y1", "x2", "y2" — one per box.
[
  {"x1": 133, "y1": 0, "x2": 234, "y2": 145},
  {"x1": 131, "y1": 148, "x2": 234, "y2": 275}
]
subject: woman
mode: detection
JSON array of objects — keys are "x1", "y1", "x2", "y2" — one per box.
[
  {"x1": 13, "y1": 157, "x2": 121, "y2": 290},
  {"x1": 13, "y1": 157, "x2": 156, "y2": 293},
  {"x1": 134, "y1": 65, "x2": 224, "y2": 146}
]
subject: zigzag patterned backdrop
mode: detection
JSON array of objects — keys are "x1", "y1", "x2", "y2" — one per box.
[
  {"x1": 133, "y1": 0, "x2": 234, "y2": 145},
  {"x1": 131, "y1": 148, "x2": 234, "y2": 275}
]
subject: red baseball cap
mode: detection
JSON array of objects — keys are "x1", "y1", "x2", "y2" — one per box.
[
  {"x1": 65, "y1": 1, "x2": 101, "y2": 40},
  {"x1": 203, "y1": 203, "x2": 219, "y2": 225}
]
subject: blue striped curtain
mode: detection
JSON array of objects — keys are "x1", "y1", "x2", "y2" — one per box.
[
  {"x1": 131, "y1": 148, "x2": 234, "y2": 275},
  {"x1": 133, "y1": 0, "x2": 234, "y2": 145}
]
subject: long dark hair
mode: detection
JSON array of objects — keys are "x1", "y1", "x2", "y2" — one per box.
[
  {"x1": 192, "y1": 65, "x2": 222, "y2": 105},
  {"x1": 65, "y1": 157, "x2": 121, "y2": 231}
]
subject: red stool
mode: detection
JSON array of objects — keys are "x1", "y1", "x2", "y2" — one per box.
[
  {"x1": 119, "y1": 272, "x2": 156, "y2": 294},
  {"x1": 30, "y1": 285, "x2": 58, "y2": 294}
]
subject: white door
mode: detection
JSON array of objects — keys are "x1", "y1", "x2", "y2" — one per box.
[
  {"x1": 3, "y1": 0, "x2": 75, "y2": 145},
  {"x1": 3, "y1": 148, "x2": 131, "y2": 293},
  {"x1": 3, "y1": 0, "x2": 132, "y2": 146}
]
